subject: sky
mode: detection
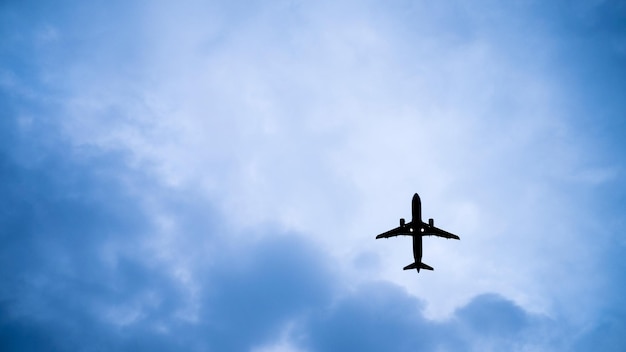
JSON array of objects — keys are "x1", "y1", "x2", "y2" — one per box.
[{"x1": 1, "y1": 0, "x2": 625, "y2": 351}]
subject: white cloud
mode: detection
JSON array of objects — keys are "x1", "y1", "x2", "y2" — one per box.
[
  {"x1": 56, "y1": 0, "x2": 617, "y2": 326},
  {"x1": 251, "y1": 321, "x2": 307, "y2": 352}
]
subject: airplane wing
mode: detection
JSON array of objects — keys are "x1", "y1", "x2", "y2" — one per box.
[
  {"x1": 376, "y1": 222, "x2": 413, "y2": 239},
  {"x1": 421, "y1": 222, "x2": 460, "y2": 240}
]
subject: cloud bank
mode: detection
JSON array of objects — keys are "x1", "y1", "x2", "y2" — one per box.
[{"x1": 1, "y1": 0, "x2": 625, "y2": 350}]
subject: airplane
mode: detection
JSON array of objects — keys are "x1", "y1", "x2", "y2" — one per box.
[{"x1": 375, "y1": 193, "x2": 460, "y2": 272}]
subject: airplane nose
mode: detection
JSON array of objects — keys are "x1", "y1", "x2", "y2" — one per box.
[
  {"x1": 412, "y1": 193, "x2": 421, "y2": 204},
  {"x1": 412, "y1": 193, "x2": 421, "y2": 208},
  {"x1": 412, "y1": 193, "x2": 422, "y2": 223}
]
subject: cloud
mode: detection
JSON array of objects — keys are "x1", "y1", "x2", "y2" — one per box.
[
  {"x1": 2, "y1": 0, "x2": 626, "y2": 351},
  {"x1": 455, "y1": 294, "x2": 529, "y2": 336},
  {"x1": 0, "y1": 114, "x2": 335, "y2": 350},
  {"x1": 303, "y1": 281, "x2": 440, "y2": 351},
  {"x1": 1, "y1": 112, "x2": 623, "y2": 351}
]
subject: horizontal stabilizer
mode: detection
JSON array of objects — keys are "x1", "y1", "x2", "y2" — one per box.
[
  {"x1": 403, "y1": 263, "x2": 417, "y2": 270},
  {"x1": 420, "y1": 262, "x2": 434, "y2": 271},
  {"x1": 403, "y1": 262, "x2": 434, "y2": 271}
]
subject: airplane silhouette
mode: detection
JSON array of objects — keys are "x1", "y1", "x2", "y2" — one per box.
[{"x1": 376, "y1": 193, "x2": 460, "y2": 272}]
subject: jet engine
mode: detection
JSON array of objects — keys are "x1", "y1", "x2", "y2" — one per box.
[{"x1": 400, "y1": 218, "x2": 406, "y2": 227}]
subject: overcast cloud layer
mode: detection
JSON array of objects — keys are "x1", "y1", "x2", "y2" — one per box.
[{"x1": 2, "y1": 0, "x2": 626, "y2": 351}]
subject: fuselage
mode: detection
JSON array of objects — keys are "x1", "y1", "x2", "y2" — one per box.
[{"x1": 411, "y1": 193, "x2": 423, "y2": 268}]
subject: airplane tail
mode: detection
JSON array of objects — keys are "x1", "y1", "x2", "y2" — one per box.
[{"x1": 403, "y1": 262, "x2": 434, "y2": 271}]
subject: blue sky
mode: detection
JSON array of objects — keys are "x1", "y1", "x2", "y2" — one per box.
[{"x1": 1, "y1": 0, "x2": 625, "y2": 350}]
